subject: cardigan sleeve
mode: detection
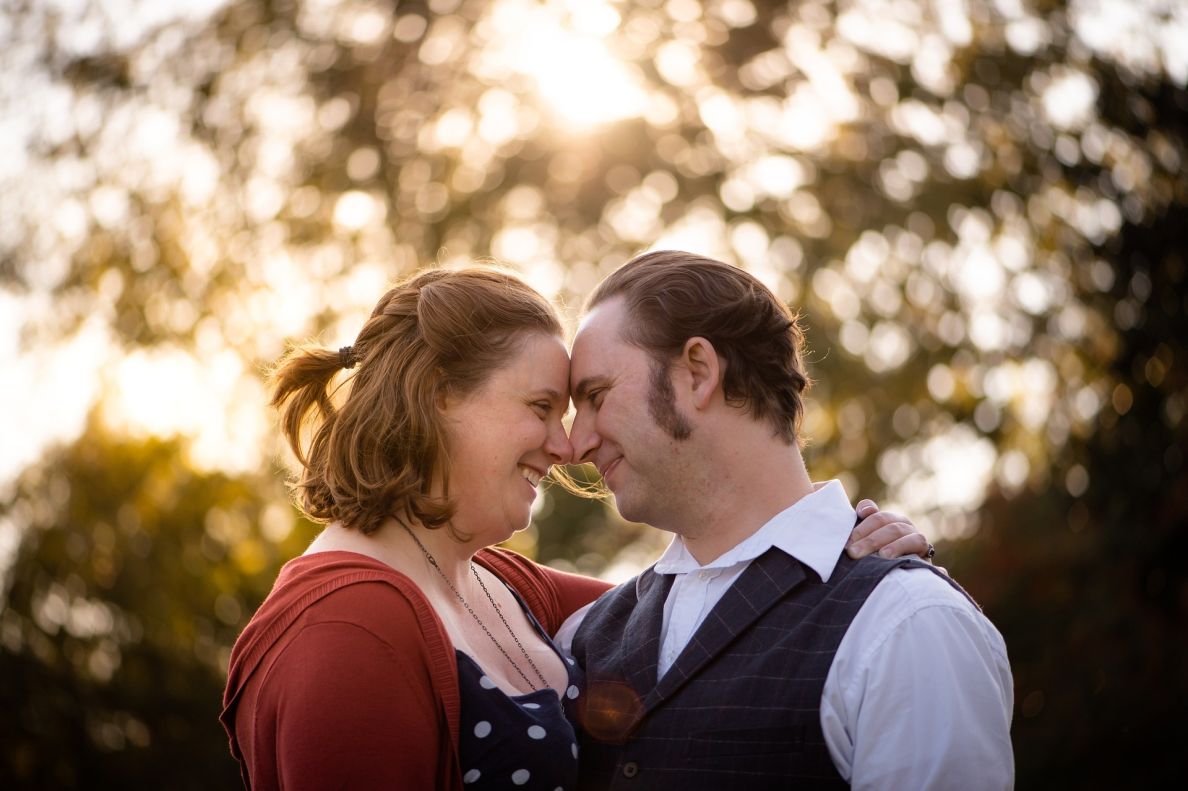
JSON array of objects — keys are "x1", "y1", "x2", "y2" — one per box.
[
  {"x1": 535, "y1": 562, "x2": 614, "y2": 623},
  {"x1": 258, "y1": 584, "x2": 449, "y2": 789}
]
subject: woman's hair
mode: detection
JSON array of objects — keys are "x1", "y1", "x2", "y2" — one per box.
[
  {"x1": 270, "y1": 266, "x2": 563, "y2": 535},
  {"x1": 586, "y1": 250, "x2": 810, "y2": 445}
]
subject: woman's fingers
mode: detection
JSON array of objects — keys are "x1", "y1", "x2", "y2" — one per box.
[
  {"x1": 848, "y1": 501, "x2": 942, "y2": 563},
  {"x1": 854, "y1": 498, "x2": 879, "y2": 519},
  {"x1": 848, "y1": 500, "x2": 935, "y2": 561},
  {"x1": 847, "y1": 523, "x2": 918, "y2": 558}
]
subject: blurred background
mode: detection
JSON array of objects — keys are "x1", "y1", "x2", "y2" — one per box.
[{"x1": 1, "y1": 0, "x2": 1185, "y2": 787}]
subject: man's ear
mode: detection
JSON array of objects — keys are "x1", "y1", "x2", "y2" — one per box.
[{"x1": 681, "y1": 336, "x2": 721, "y2": 410}]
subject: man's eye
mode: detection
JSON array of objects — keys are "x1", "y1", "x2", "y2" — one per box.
[{"x1": 589, "y1": 389, "x2": 606, "y2": 408}]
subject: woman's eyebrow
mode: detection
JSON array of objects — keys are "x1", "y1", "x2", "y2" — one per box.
[{"x1": 529, "y1": 388, "x2": 567, "y2": 403}]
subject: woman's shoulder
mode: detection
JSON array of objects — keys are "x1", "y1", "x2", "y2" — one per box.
[
  {"x1": 228, "y1": 552, "x2": 439, "y2": 685},
  {"x1": 273, "y1": 550, "x2": 438, "y2": 632},
  {"x1": 477, "y1": 548, "x2": 613, "y2": 634}
]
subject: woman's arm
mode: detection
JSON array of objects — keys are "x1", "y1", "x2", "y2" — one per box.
[{"x1": 535, "y1": 562, "x2": 616, "y2": 620}]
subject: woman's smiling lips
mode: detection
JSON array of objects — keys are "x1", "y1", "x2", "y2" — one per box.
[{"x1": 518, "y1": 465, "x2": 545, "y2": 496}]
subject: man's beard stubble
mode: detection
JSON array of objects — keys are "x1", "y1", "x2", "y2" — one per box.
[{"x1": 647, "y1": 360, "x2": 693, "y2": 441}]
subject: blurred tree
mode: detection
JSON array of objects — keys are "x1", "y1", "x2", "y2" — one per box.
[
  {"x1": 0, "y1": 419, "x2": 317, "y2": 788},
  {"x1": 950, "y1": 145, "x2": 1188, "y2": 786},
  {"x1": 2, "y1": 0, "x2": 1186, "y2": 786}
]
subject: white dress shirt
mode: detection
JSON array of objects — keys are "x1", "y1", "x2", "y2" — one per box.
[{"x1": 556, "y1": 480, "x2": 1015, "y2": 789}]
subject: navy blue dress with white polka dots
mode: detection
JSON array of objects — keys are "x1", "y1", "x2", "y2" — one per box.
[{"x1": 456, "y1": 598, "x2": 583, "y2": 790}]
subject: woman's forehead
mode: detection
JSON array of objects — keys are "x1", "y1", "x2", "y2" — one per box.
[{"x1": 503, "y1": 332, "x2": 571, "y2": 394}]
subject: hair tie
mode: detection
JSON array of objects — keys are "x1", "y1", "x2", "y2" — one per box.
[{"x1": 339, "y1": 346, "x2": 356, "y2": 369}]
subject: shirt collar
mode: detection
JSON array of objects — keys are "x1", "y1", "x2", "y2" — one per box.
[{"x1": 652, "y1": 480, "x2": 856, "y2": 583}]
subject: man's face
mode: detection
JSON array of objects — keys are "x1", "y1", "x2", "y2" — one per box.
[{"x1": 569, "y1": 297, "x2": 692, "y2": 527}]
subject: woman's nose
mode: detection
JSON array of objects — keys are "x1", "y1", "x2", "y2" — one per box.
[{"x1": 545, "y1": 420, "x2": 574, "y2": 465}]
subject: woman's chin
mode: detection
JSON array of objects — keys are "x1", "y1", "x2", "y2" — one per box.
[
  {"x1": 504, "y1": 516, "x2": 534, "y2": 540},
  {"x1": 465, "y1": 518, "x2": 531, "y2": 550}
]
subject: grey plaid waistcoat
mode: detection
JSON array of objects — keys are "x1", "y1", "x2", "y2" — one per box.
[{"x1": 572, "y1": 547, "x2": 966, "y2": 790}]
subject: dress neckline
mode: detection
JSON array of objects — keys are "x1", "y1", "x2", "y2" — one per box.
[{"x1": 453, "y1": 579, "x2": 572, "y2": 699}]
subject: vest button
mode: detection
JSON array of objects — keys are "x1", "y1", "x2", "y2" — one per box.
[{"x1": 621, "y1": 761, "x2": 639, "y2": 778}]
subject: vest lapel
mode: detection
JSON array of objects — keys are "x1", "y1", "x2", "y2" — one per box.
[
  {"x1": 645, "y1": 548, "x2": 808, "y2": 710},
  {"x1": 618, "y1": 568, "x2": 675, "y2": 700}
]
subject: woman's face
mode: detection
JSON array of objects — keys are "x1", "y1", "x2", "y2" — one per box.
[{"x1": 442, "y1": 332, "x2": 573, "y2": 544}]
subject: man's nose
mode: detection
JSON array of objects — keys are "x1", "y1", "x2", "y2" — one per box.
[{"x1": 569, "y1": 409, "x2": 600, "y2": 464}]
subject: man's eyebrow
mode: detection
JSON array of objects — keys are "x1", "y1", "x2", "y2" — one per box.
[{"x1": 572, "y1": 377, "x2": 605, "y2": 402}]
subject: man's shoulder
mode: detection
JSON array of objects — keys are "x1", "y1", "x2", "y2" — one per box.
[
  {"x1": 840, "y1": 552, "x2": 978, "y2": 611},
  {"x1": 871, "y1": 563, "x2": 980, "y2": 612},
  {"x1": 823, "y1": 567, "x2": 1014, "y2": 789},
  {"x1": 836, "y1": 560, "x2": 1012, "y2": 688},
  {"x1": 846, "y1": 561, "x2": 1004, "y2": 664}
]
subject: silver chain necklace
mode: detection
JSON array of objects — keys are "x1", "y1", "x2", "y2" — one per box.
[{"x1": 403, "y1": 526, "x2": 550, "y2": 692}]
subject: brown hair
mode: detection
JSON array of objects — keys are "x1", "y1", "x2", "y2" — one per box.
[
  {"x1": 586, "y1": 250, "x2": 810, "y2": 444},
  {"x1": 271, "y1": 266, "x2": 563, "y2": 535}
]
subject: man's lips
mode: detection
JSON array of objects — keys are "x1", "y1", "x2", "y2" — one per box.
[{"x1": 599, "y1": 457, "x2": 622, "y2": 482}]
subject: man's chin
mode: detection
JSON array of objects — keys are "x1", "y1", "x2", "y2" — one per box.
[{"x1": 611, "y1": 491, "x2": 650, "y2": 527}]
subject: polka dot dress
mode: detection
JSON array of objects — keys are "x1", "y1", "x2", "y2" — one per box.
[{"x1": 456, "y1": 602, "x2": 583, "y2": 789}]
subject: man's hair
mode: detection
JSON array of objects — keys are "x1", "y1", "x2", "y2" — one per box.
[
  {"x1": 586, "y1": 250, "x2": 810, "y2": 444},
  {"x1": 270, "y1": 266, "x2": 562, "y2": 536}
]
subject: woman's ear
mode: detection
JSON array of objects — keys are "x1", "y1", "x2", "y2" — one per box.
[
  {"x1": 434, "y1": 374, "x2": 455, "y2": 415},
  {"x1": 681, "y1": 336, "x2": 721, "y2": 410}
]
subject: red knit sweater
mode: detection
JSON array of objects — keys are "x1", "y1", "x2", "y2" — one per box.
[{"x1": 220, "y1": 549, "x2": 611, "y2": 790}]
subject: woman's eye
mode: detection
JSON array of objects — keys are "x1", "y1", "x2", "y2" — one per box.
[{"x1": 532, "y1": 401, "x2": 551, "y2": 418}]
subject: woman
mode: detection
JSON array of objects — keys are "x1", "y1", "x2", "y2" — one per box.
[{"x1": 220, "y1": 267, "x2": 925, "y2": 790}]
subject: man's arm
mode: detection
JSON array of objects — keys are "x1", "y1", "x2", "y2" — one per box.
[{"x1": 820, "y1": 569, "x2": 1014, "y2": 790}]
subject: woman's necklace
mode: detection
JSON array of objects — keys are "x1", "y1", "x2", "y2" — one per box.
[{"x1": 403, "y1": 525, "x2": 550, "y2": 692}]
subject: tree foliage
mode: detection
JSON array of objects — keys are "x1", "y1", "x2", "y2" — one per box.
[{"x1": 1, "y1": 419, "x2": 319, "y2": 787}]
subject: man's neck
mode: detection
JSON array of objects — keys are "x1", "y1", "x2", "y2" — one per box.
[{"x1": 671, "y1": 429, "x2": 815, "y2": 566}]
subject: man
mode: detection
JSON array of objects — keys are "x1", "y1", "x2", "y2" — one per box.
[{"x1": 556, "y1": 251, "x2": 1013, "y2": 789}]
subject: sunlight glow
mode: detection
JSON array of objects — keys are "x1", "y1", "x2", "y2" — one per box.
[
  {"x1": 649, "y1": 203, "x2": 732, "y2": 263},
  {"x1": 836, "y1": 2, "x2": 919, "y2": 63},
  {"x1": 101, "y1": 347, "x2": 268, "y2": 475},
  {"x1": 983, "y1": 358, "x2": 1058, "y2": 430},
  {"x1": 37, "y1": 0, "x2": 231, "y2": 57},
  {"x1": 481, "y1": 0, "x2": 648, "y2": 128},
  {"x1": 1071, "y1": 0, "x2": 1188, "y2": 84},
  {"x1": 778, "y1": 86, "x2": 834, "y2": 152},
  {"x1": 1041, "y1": 70, "x2": 1098, "y2": 130},
  {"x1": 333, "y1": 190, "x2": 384, "y2": 232},
  {"x1": 880, "y1": 423, "x2": 999, "y2": 538},
  {"x1": 0, "y1": 303, "x2": 106, "y2": 489},
  {"x1": 865, "y1": 321, "x2": 912, "y2": 373}
]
